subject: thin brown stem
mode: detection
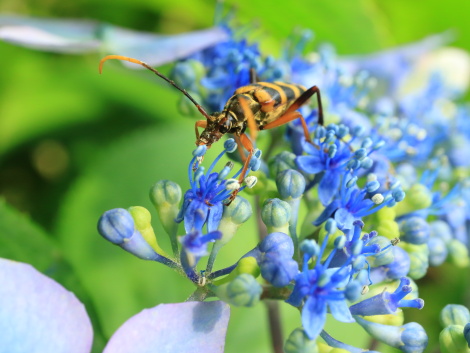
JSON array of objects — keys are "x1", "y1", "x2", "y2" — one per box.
[
  {"x1": 266, "y1": 300, "x2": 284, "y2": 353},
  {"x1": 368, "y1": 337, "x2": 380, "y2": 351}
]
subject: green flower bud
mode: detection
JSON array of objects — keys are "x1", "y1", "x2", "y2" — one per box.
[
  {"x1": 362, "y1": 310, "x2": 405, "y2": 326},
  {"x1": 394, "y1": 183, "x2": 433, "y2": 217},
  {"x1": 284, "y1": 328, "x2": 319, "y2": 353},
  {"x1": 276, "y1": 169, "x2": 305, "y2": 199},
  {"x1": 367, "y1": 236, "x2": 394, "y2": 267},
  {"x1": 440, "y1": 305, "x2": 470, "y2": 327},
  {"x1": 376, "y1": 219, "x2": 400, "y2": 240},
  {"x1": 217, "y1": 196, "x2": 252, "y2": 246},
  {"x1": 269, "y1": 151, "x2": 296, "y2": 178},
  {"x1": 401, "y1": 243, "x2": 429, "y2": 280},
  {"x1": 128, "y1": 206, "x2": 168, "y2": 257},
  {"x1": 439, "y1": 325, "x2": 469, "y2": 353},
  {"x1": 149, "y1": 180, "x2": 181, "y2": 237},
  {"x1": 212, "y1": 274, "x2": 262, "y2": 307},
  {"x1": 447, "y1": 240, "x2": 470, "y2": 268},
  {"x1": 376, "y1": 206, "x2": 397, "y2": 221},
  {"x1": 261, "y1": 198, "x2": 291, "y2": 234}
]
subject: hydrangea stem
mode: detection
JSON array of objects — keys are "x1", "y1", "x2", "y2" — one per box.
[
  {"x1": 186, "y1": 287, "x2": 208, "y2": 302},
  {"x1": 256, "y1": 196, "x2": 284, "y2": 353},
  {"x1": 206, "y1": 240, "x2": 223, "y2": 274},
  {"x1": 266, "y1": 300, "x2": 284, "y2": 353},
  {"x1": 287, "y1": 197, "x2": 301, "y2": 261}
]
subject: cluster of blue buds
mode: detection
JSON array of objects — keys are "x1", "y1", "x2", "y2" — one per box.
[{"x1": 96, "y1": 21, "x2": 470, "y2": 353}]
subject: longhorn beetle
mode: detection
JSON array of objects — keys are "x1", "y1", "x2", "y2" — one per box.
[{"x1": 99, "y1": 55, "x2": 324, "y2": 200}]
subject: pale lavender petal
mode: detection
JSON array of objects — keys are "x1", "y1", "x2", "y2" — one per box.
[
  {"x1": 103, "y1": 26, "x2": 229, "y2": 68},
  {"x1": 0, "y1": 258, "x2": 93, "y2": 352},
  {"x1": 104, "y1": 301, "x2": 230, "y2": 353},
  {"x1": 0, "y1": 15, "x2": 100, "y2": 53}
]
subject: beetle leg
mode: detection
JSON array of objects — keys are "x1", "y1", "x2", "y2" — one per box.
[
  {"x1": 233, "y1": 134, "x2": 247, "y2": 163},
  {"x1": 284, "y1": 85, "x2": 324, "y2": 126},
  {"x1": 195, "y1": 120, "x2": 207, "y2": 140},
  {"x1": 226, "y1": 133, "x2": 255, "y2": 205},
  {"x1": 262, "y1": 111, "x2": 319, "y2": 149}
]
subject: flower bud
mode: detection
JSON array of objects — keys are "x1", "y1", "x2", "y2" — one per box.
[
  {"x1": 464, "y1": 323, "x2": 470, "y2": 347},
  {"x1": 128, "y1": 206, "x2": 167, "y2": 256},
  {"x1": 212, "y1": 274, "x2": 262, "y2": 307},
  {"x1": 447, "y1": 239, "x2": 470, "y2": 268},
  {"x1": 269, "y1": 151, "x2": 297, "y2": 178},
  {"x1": 350, "y1": 277, "x2": 423, "y2": 316},
  {"x1": 440, "y1": 304, "x2": 470, "y2": 327},
  {"x1": 98, "y1": 209, "x2": 169, "y2": 263},
  {"x1": 361, "y1": 311, "x2": 405, "y2": 326},
  {"x1": 259, "y1": 252, "x2": 298, "y2": 287},
  {"x1": 375, "y1": 218, "x2": 399, "y2": 240},
  {"x1": 428, "y1": 236, "x2": 448, "y2": 266},
  {"x1": 172, "y1": 59, "x2": 205, "y2": 88},
  {"x1": 261, "y1": 198, "x2": 291, "y2": 234},
  {"x1": 384, "y1": 246, "x2": 411, "y2": 280},
  {"x1": 284, "y1": 328, "x2": 318, "y2": 353},
  {"x1": 366, "y1": 236, "x2": 394, "y2": 267},
  {"x1": 429, "y1": 220, "x2": 453, "y2": 245},
  {"x1": 149, "y1": 180, "x2": 182, "y2": 237},
  {"x1": 354, "y1": 317, "x2": 428, "y2": 353},
  {"x1": 98, "y1": 208, "x2": 134, "y2": 244},
  {"x1": 439, "y1": 325, "x2": 469, "y2": 353},
  {"x1": 401, "y1": 243, "x2": 429, "y2": 280},
  {"x1": 259, "y1": 232, "x2": 294, "y2": 258},
  {"x1": 217, "y1": 196, "x2": 252, "y2": 245},
  {"x1": 399, "y1": 217, "x2": 430, "y2": 245},
  {"x1": 276, "y1": 169, "x2": 306, "y2": 199},
  {"x1": 394, "y1": 183, "x2": 433, "y2": 217}
]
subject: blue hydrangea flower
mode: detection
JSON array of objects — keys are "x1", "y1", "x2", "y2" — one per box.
[
  {"x1": 177, "y1": 140, "x2": 259, "y2": 234},
  {"x1": 286, "y1": 222, "x2": 355, "y2": 340},
  {"x1": 314, "y1": 171, "x2": 405, "y2": 230}
]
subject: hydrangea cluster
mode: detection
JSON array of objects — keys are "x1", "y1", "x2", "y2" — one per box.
[
  {"x1": 93, "y1": 24, "x2": 470, "y2": 352},
  {"x1": 2, "y1": 15, "x2": 470, "y2": 353}
]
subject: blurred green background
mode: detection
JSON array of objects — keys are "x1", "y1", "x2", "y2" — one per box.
[{"x1": 1, "y1": 0, "x2": 469, "y2": 352}]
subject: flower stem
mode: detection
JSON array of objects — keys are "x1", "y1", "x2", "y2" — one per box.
[
  {"x1": 186, "y1": 287, "x2": 208, "y2": 302},
  {"x1": 287, "y1": 197, "x2": 300, "y2": 262},
  {"x1": 265, "y1": 300, "x2": 284, "y2": 353},
  {"x1": 206, "y1": 240, "x2": 223, "y2": 274},
  {"x1": 255, "y1": 196, "x2": 284, "y2": 353}
]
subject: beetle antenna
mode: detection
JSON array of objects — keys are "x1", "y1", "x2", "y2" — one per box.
[{"x1": 99, "y1": 55, "x2": 212, "y2": 120}]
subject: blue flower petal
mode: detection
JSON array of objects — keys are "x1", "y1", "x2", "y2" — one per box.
[
  {"x1": 334, "y1": 208, "x2": 356, "y2": 230},
  {"x1": 318, "y1": 170, "x2": 342, "y2": 205},
  {"x1": 295, "y1": 155, "x2": 325, "y2": 174},
  {"x1": 104, "y1": 301, "x2": 230, "y2": 353},
  {"x1": 327, "y1": 298, "x2": 354, "y2": 323},
  {"x1": 0, "y1": 258, "x2": 93, "y2": 352},
  {"x1": 184, "y1": 200, "x2": 209, "y2": 233},
  {"x1": 207, "y1": 202, "x2": 224, "y2": 232},
  {"x1": 302, "y1": 296, "x2": 327, "y2": 340},
  {"x1": 313, "y1": 200, "x2": 340, "y2": 226}
]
